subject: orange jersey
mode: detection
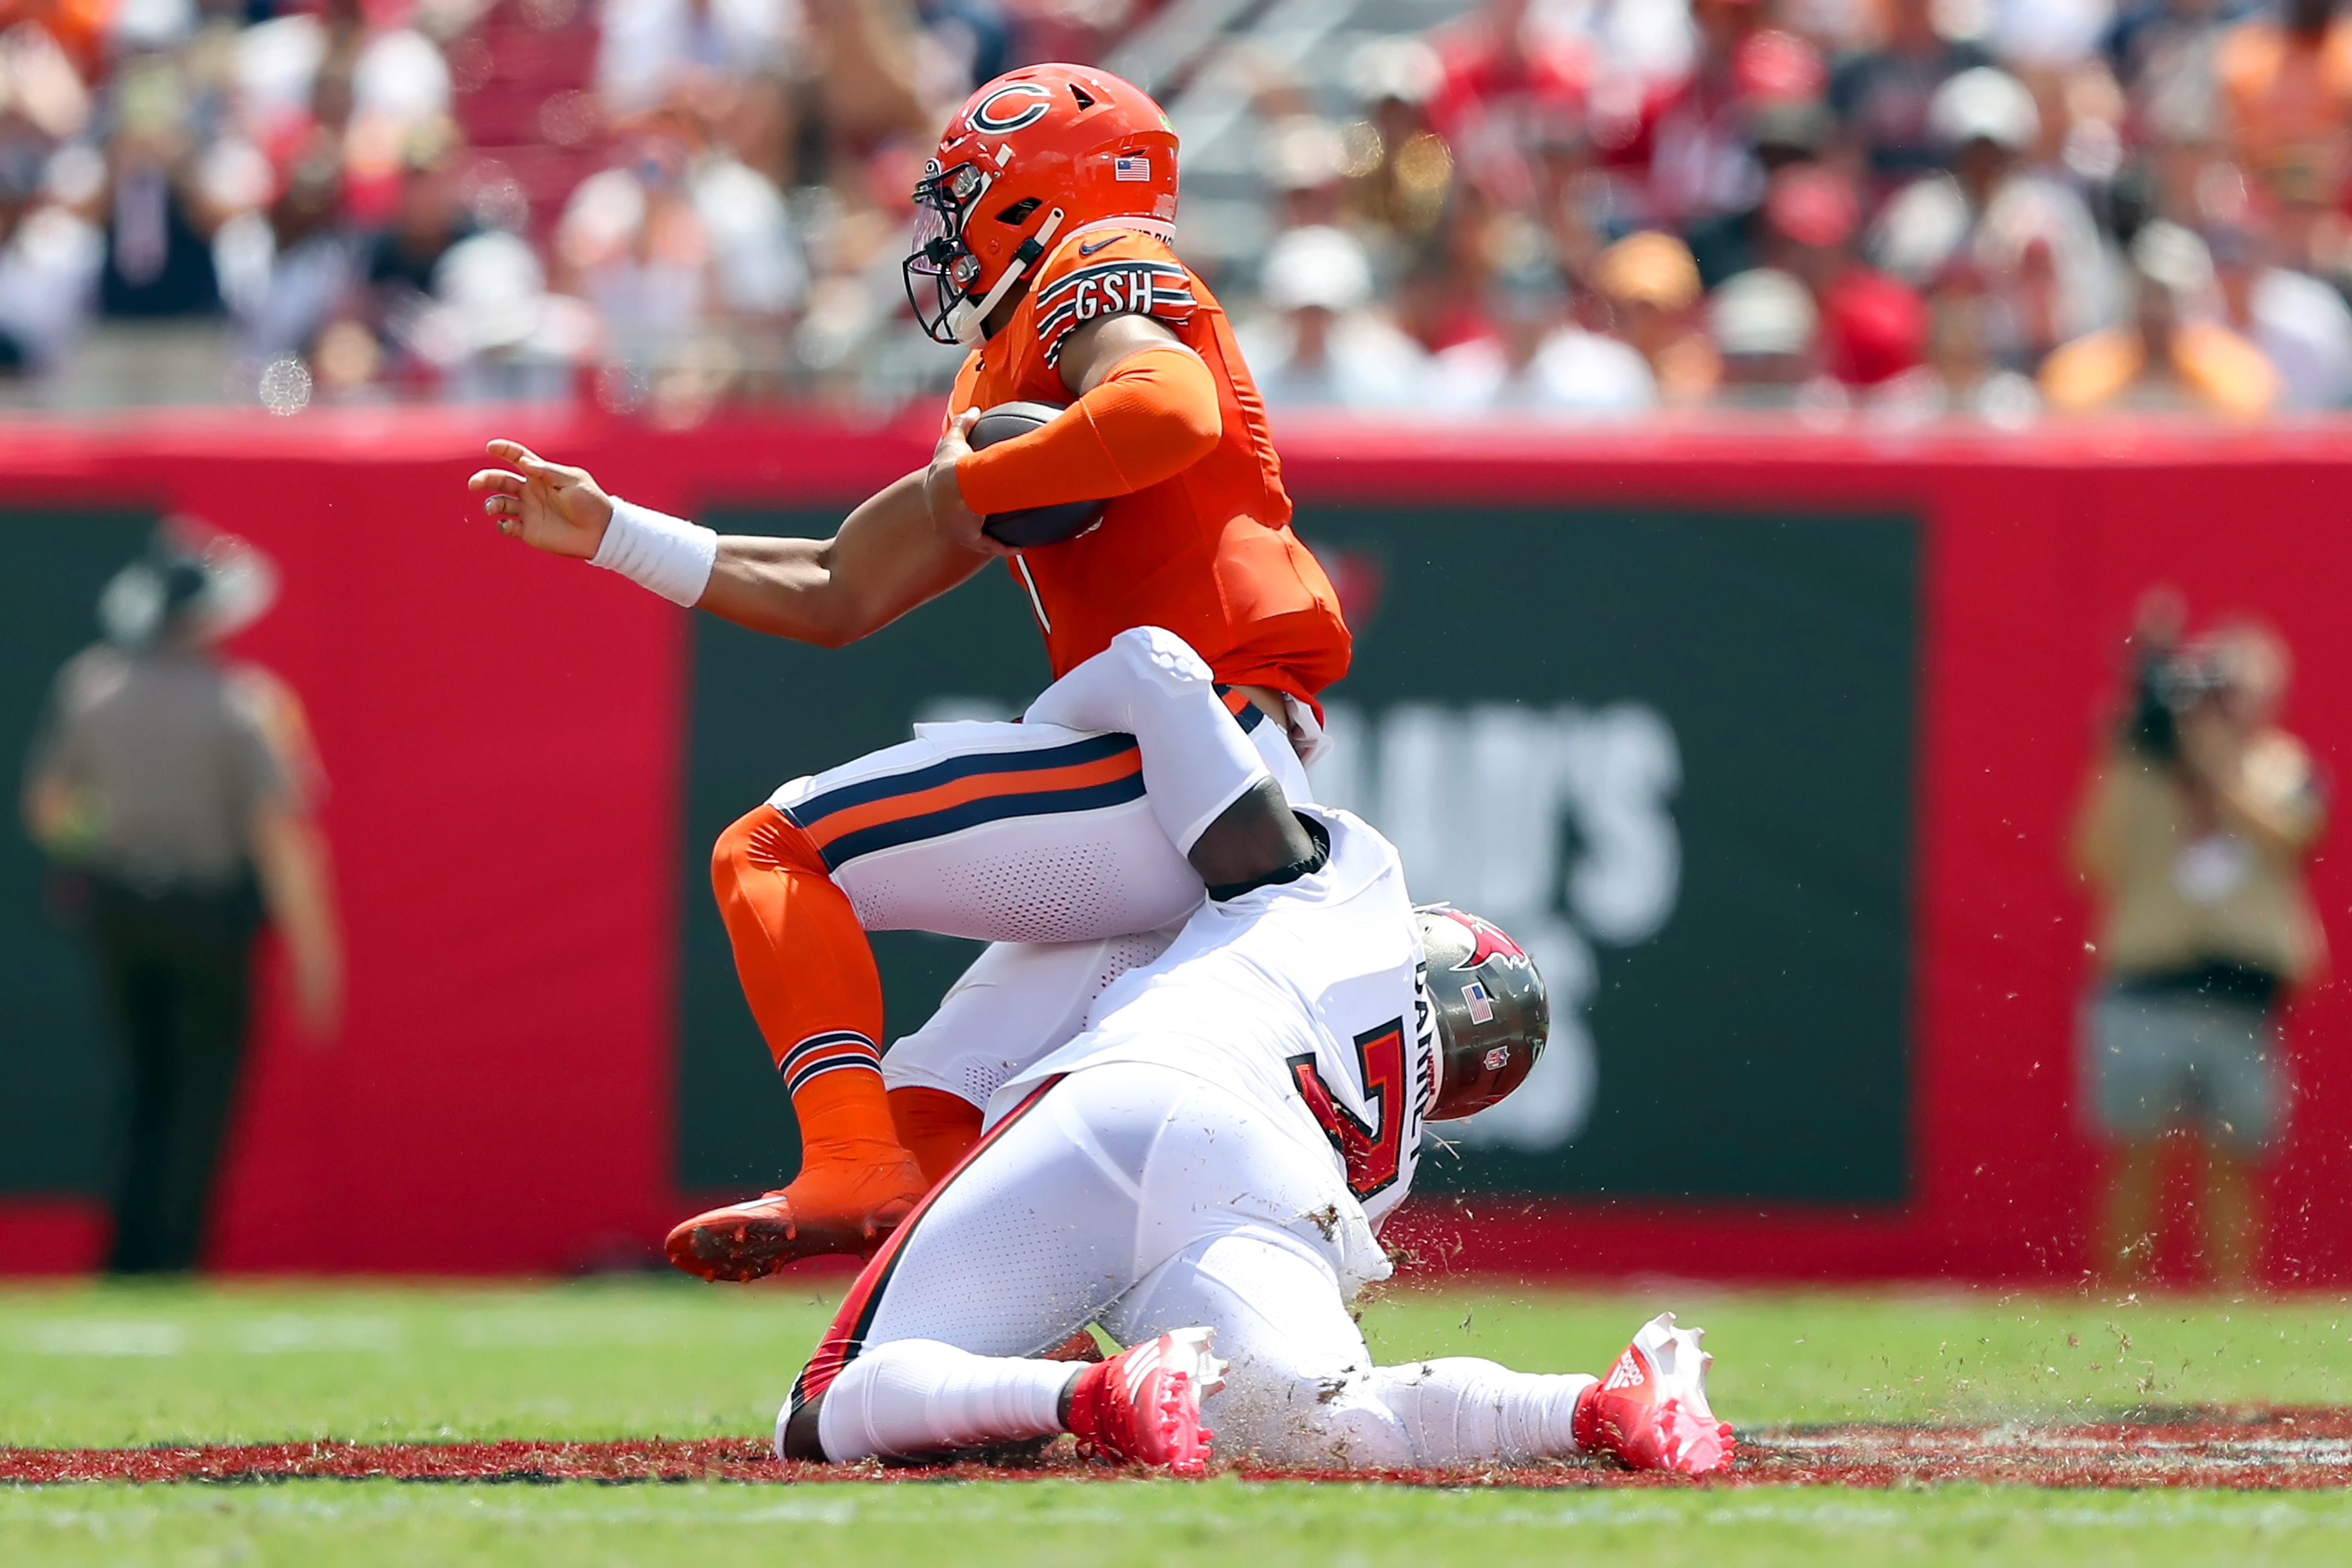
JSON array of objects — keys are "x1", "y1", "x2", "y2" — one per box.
[{"x1": 946, "y1": 227, "x2": 1351, "y2": 706}]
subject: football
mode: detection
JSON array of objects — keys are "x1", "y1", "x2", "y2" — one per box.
[{"x1": 967, "y1": 401, "x2": 1108, "y2": 547}]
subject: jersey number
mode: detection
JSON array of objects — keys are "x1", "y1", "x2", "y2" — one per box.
[{"x1": 1287, "y1": 1019, "x2": 1408, "y2": 1201}]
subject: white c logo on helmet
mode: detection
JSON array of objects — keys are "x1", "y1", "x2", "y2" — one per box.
[{"x1": 970, "y1": 81, "x2": 1054, "y2": 134}]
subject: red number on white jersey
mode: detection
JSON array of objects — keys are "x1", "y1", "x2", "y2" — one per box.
[{"x1": 1286, "y1": 1019, "x2": 1409, "y2": 1200}]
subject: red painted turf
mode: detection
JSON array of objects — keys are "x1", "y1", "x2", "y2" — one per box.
[{"x1": 9, "y1": 1412, "x2": 2352, "y2": 1489}]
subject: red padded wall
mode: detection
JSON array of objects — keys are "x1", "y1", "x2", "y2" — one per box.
[{"x1": 4, "y1": 411, "x2": 2348, "y2": 1284}]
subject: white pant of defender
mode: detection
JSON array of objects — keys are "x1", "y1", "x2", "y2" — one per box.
[{"x1": 804, "y1": 1062, "x2": 1594, "y2": 1468}]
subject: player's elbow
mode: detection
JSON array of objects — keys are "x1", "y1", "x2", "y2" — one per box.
[
  {"x1": 1095, "y1": 348, "x2": 1222, "y2": 490},
  {"x1": 799, "y1": 615, "x2": 866, "y2": 651},
  {"x1": 1104, "y1": 404, "x2": 1218, "y2": 493},
  {"x1": 1157, "y1": 393, "x2": 1223, "y2": 464}
]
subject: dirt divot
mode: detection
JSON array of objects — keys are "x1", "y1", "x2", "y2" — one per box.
[{"x1": 8, "y1": 1411, "x2": 2350, "y2": 1489}]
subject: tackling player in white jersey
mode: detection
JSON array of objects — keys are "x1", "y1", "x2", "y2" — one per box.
[{"x1": 777, "y1": 794, "x2": 1734, "y2": 1475}]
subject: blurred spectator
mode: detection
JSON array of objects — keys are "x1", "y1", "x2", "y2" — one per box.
[
  {"x1": 1394, "y1": 250, "x2": 1492, "y2": 356},
  {"x1": 1265, "y1": 114, "x2": 1350, "y2": 235},
  {"x1": 2217, "y1": 0, "x2": 2352, "y2": 216},
  {"x1": 1871, "y1": 66, "x2": 2117, "y2": 370},
  {"x1": 22, "y1": 522, "x2": 342, "y2": 1275},
  {"x1": 3, "y1": 0, "x2": 2351, "y2": 424},
  {"x1": 1652, "y1": 0, "x2": 1825, "y2": 233},
  {"x1": 1921, "y1": 264, "x2": 2047, "y2": 422},
  {"x1": 1343, "y1": 35, "x2": 1450, "y2": 241},
  {"x1": 1683, "y1": 89, "x2": 1834, "y2": 286},
  {"x1": 235, "y1": 0, "x2": 451, "y2": 223},
  {"x1": 1765, "y1": 164, "x2": 1929, "y2": 390},
  {"x1": 1433, "y1": 256, "x2": 1657, "y2": 415},
  {"x1": 361, "y1": 121, "x2": 472, "y2": 300},
  {"x1": 0, "y1": 19, "x2": 91, "y2": 178},
  {"x1": 406, "y1": 224, "x2": 598, "y2": 400},
  {"x1": 2073, "y1": 597, "x2": 2325, "y2": 1289},
  {"x1": 2106, "y1": 0, "x2": 2238, "y2": 158},
  {"x1": 1992, "y1": 0, "x2": 2121, "y2": 73},
  {"x1": 1426, "y1": 0, "x2": 1588, "y2": 213},
  {"x1": 1592, "y1": 227, "x2": 1720, "y2": 405},
  {"x1": 555, "y1": 104, "x2": 800, "y2": 393},
  {"x1": 2041, "y1": 219, "x2": 2278, "y2": 413},
  {"x1": 1240, "y1": 224, "x2": 1426, "y2": 411},
  {"x1": 101, "y1": 57, "x2": 223, "y2": 319},
  {"x1": 919, "y1": 0, "x2": 1013, "y2": 91},
  {"x1": 802, "y1": 0, "x2": 939, "y2": 164},
  {"x1": 2210, "y1": 219, "x2": 2352, "y2": 408},
  {"x1": 598, "y1": 0, "x2": 802, "y2": 119},
  {"x1": 219, "y1": 145, "x2": 355, "y2": 368},
  {"x1": 1828, "y1": 0, "x2": 1995, "y2": 195},
  {"x1": 0, "y1": 145, "x2": 104, "y2": 374},
  {"x1": 348, "y1": 118, "x2": 473, "y2": 383},
  {"x1": 1708, "y1": 264, "x2": 1817, "y2": 404}
]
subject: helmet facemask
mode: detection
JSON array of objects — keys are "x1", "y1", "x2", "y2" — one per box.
[
  {"x1": 905, "y1": 160, "x2": 990, "y2": 344},
  {"x1": 905, "y1": 157, "x2": 1067, "y2": 346}
]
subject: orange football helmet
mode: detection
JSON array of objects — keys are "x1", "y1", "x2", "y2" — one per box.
[{"x1": 905, "y1": 64, "x2": 1181, "y2": 345}]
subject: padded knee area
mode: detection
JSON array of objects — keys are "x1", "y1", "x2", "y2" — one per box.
[
  {"x1": 711, "y1": 803, "x2": 825, "y2": 895},
  {"x1": 1108, "y1": 625, "x2": 1218, "y2": 690},
  {"x1": 1022, "y1": 627, "x2": 1269, "y2": 853}
]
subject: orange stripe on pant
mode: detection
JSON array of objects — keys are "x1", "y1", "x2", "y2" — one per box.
[
  {"x1": 793, "y1": 748, "x2": 1144, "y2": 856},
  {"x1": 710, "y1": 804, "x2": 897, "y2": 1154}
]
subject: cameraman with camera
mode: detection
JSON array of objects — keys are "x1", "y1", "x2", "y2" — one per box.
[{"x1": 2072, "y1": 594, "x2": 2326, "y2": 1290}]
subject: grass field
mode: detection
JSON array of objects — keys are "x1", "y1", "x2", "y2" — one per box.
[{"x1": 8, "y1": 1276, "x2": 2352, "y2": 1565}]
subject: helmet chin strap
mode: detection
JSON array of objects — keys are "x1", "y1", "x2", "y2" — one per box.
[{"x1": 949, "y1": 207, "x2": 1065, "y2": 345}]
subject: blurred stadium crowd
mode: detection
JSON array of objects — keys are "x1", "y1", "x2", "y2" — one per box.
[{"x1": 6, "y1": 0, "x2": 2352, "y2": 420}]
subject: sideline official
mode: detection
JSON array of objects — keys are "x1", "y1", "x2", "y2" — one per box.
[{"x1": 21, "y1": 523, "x2": 342, "y2": 1274}]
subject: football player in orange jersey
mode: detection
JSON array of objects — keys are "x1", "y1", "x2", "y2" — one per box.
[{"x1": 469, "y1": 64, "x2": 1349, "y2": 1282}]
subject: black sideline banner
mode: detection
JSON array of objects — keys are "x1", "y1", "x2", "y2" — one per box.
[{"x1": 679, "y1": 506, "x2": 1918, "y2": 1202}]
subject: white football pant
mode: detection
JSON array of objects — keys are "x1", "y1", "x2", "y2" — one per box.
[
  {"x1": 796, "y1": 1062, "x2": 1594, "y2": 1468},
  {"x1": 769, "y1": 626, "x2": 1309, "y2": 948}
]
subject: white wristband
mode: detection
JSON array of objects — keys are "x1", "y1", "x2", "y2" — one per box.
[{"x1": 591, "y1": 497, "x2": 717, "y2": 607}]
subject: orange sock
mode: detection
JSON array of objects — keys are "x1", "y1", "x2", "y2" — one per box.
[
  {"x1": 711, "y1": 805, "x2": 913, "y2": 1185},
  {"x1": 889, "y1": 1086, "x2": 985, "y2": 1188}
]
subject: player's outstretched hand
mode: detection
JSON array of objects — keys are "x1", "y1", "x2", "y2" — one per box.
[
  {"x1": 925, "y1": 409, "x2": 1011, "y2": 558},
  {"x1": 469, "y1": 440, "x2": 614, "y2": 559}
]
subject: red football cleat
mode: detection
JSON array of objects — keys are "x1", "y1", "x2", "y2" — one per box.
[
  {"x1": 1064, "y1": 1326, "x2": 1227, "y2": 1476},
  {"x1": 1574, "y1": 1312, "x2": 1735, "y2": 1476},
  {"x1": 664, "y1": 1152, "x2": 928, "y2": 1282}
]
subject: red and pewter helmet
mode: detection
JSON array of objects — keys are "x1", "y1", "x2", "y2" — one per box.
[
  {"x1": 1416, "y1": 905, "x2": 1547, "y2": 1121},
  {"x1": 904, "y1": 63, "x2": 1181, "y2": 345}
]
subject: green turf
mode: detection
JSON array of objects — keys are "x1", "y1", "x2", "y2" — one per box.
[
  {"x1": 9, "y1": 1280, "x2": 2352, "y2": 1566},
  {"x1": 8, "y1": 1480, "x2": 2352, "y2": 1568},
  {"x1": 4, "y1": 1278, "x2": 2349, "y2": 1447}
]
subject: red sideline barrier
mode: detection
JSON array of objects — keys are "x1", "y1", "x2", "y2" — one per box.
[{"x1": 5, "y1": 408, "x2": 2352, "y2": 1285}]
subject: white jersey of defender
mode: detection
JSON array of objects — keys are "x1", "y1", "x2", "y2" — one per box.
[{"x1": 996, "y1": 806, "x2": 1438, "y2": 1235}]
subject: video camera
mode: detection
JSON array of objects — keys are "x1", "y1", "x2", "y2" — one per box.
[{"x1": 2126, "y1": 639, "x2": 2231, "y2": 765}]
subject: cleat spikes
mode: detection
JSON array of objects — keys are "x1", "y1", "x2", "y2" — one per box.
[
  {"x1": 662, "y1": 1156, "x2": 927, "y2": 1282},
  {"x1": 1066, "y1": 1327, "x2": 1221, "y2": 1476}
]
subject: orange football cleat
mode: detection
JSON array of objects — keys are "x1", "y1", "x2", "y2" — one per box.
[
  {"x1": 1064, "y1": 1326, "x2": 1226, "y2": 1476},
  {"x1": 664, "y1": 1148, "x2": 928, "y2": 1282},
  {"x1": 1574, "y1": 1313, "x2": 1735, "y2": 1476}
]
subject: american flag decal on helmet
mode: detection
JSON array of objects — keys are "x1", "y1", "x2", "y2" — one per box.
[{"x1": 1114, "y1": 155, "x2": 1151, "y2": 180}]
